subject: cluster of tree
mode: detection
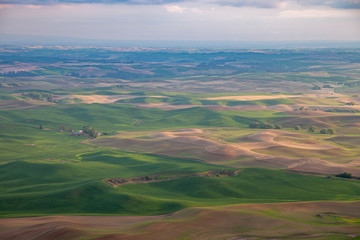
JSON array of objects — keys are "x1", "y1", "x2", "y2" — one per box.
[
  {"x1": 249, "y1": 121, "x2": 282, "y2": 129},
  {"x1": 295, "y1": 106, "x2": 309, "y2": 111},
  {"x1": 325, "y1": 109, "x2": 360, "y2": 113},
  {"x1": 0, "y1": 71, "x2": 35, "y2": 77},
  {"x1": 105, "y1": 169, "x2": 238, "y2": 187},
  {"x1": 336, "y1": 172, "x2": 352, "y2": 179},
  {"x1": 294, "y1": 106, "x2": 318, "y2": 111},
  {"x1": 294, "y1": 107, "x2": 318, "y2": 111},
  {"x1": 23, "y1": 92, "x2": 54, "y2": 102},
  {"x1": 206, "y1": 169, "x2": 236, "y2": 177},
  {"x1": 308, "y1": 126, "x2": 317, "y2": 133},
  {"x1": 82, "y1": 126, "x2": 100, "y2": 138},
  {"x1": 323, "y1": 84, "x2": 333, "y2": 88},
  {"x1": 345, "y1": 102, "x2": 356, "y2": 106},
  {"x1": 312, "y1": 85, "x2": 321, "y2": 90},
  {"x1": 319, "y1": 128, "x2": 336, "y2": 134},
  {"x1": 308, "y1": 126, "x2": 335, "y2": 134}
]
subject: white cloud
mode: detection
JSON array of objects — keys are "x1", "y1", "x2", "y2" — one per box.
[
  {"x1": 0, "y1": 3, "x2": 12, "y2": 9},
  {"x1": 164, "y1": 4, "x2": 186, "y2": 13},
  {"x1": 190, "y1": 7, "x2": 203, "y2": 13},
  {"x1": 25, "y1": 4, "x2": 43, "y2": 9},
  {"x1": 0, "y1": 2, "x2": 359, "y2": 41},
  {"x1": 279, "y1": 9, "x2": 357, "y2": 18}
]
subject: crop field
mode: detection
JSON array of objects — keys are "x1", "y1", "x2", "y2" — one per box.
[{"x1": 0, "y1": 46, "x2": 360, "y2": 239}]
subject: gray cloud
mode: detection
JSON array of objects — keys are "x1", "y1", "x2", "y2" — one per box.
[
  {"x1": 0, "y1": 0, "x2": 183, "y2": 4},
  {"x1": 213, "y1": 0, "x2": 360, "y2": 9},
  {"x1": 0, "y1": 0, "x2": 359, "y2": 9},
  {"x1": 210, "y1": 0, "x2": 283, "y2": 8},
  {"x1": 295, "y1": 0, "x2": 360, "y2": 9}
]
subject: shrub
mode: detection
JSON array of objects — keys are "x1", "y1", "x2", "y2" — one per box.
[
  {"x1": 249, "y1": 122, "x2": 261, "y2": 128},
  {"x1": 345, "y1": 102, "x2": 356, "y2": 106},
  {"x1": 327, "y1": 128, "x2": 335, "y2": 134},
  {"x1": 320, "y1": 128, "x2": 328, "y2": 134},
  {"x1": 319, "y1": 128, "x2": 335, "y2": 134},
  {"x1": 336, "y1": 172, "x2": 352, "y2": 179},
  {"x1": 308, "y1": 126, "x2": 317, "y2": 133},
  {"x1": 249, "y1": 121, "x2": 275, "y2": 129}
]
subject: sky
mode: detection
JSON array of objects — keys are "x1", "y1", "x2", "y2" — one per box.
[{"x1": 0, "y1": 0, "x2": 359, "y2": 42}]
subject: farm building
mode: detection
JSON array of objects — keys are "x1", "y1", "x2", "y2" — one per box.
[{"x1": 71, "y1": 130, "x2": 83, "y2": 136}]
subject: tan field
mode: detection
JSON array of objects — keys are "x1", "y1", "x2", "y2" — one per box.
[
  {"x1": 54, "y1": 95, "x2": 168, "y2": 104},
  {"x1": 203, "y1": 94, "x2": 302, "y2": 101},
  {"x1": 55, "y1": 95, "x2": 129, "y2": 104},
  {"x1": 1, "y1": 201, "x2": 359, "y2": 240},
  {"x1": 90, "y1": 128, "x2": 360, "y2": 176}
]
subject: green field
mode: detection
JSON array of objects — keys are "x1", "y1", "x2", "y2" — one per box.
[
  {"x1": 1, "y1": 98, "x2": 360, "y2": 217},
  {"x1": 1, "y1": 47, "x2": 360, "y2": 239}
]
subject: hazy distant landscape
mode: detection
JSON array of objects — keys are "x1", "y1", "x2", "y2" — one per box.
[{"x1": 0, "y1": 45, "x2": 360, "y2": 239}]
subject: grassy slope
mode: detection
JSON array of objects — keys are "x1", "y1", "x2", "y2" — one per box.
[
  {"x1": 0, "y1": 103, "x2": 286, "y2": 132},
  {"x1": 1, "y1": 101, "x2": 360, "y2": 217},
  {"x1": 116, "y1": 95, "x2": 296, "y2": 106},
  {"x1": 1, "y1": 160, "x2": 360, "y2": 217}
]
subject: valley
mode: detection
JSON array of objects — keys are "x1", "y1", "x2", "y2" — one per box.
[{"x1": 0, "y1": 46, "x2": 360, "y2": 239}]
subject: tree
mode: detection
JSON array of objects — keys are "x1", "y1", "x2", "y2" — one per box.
[
  {"x1": 263, "y1": 122, "x2": 274, "y2": 129},
  {"x1": 319, "y1": 128, "x2": 335, "y2": 134},
  {"x1": 295, "y1": 125, "x2": 301, "y2": 130},
  {"x1": 249, "y1": 121, "x2": 276, "y2": 129},
  {"x1": 345, "y1": 102, "x2": 355, "y2": 106},
  {"x1": 39, "y1": 122, "x2": 43, "y2": 130},
  {"x1": 249, "y1": 122, "x2": 260, "y2": 128},
  {"x1": 308, "y1": 126, "x2": 317, "y2": 133},
  {"x1": 83, "y1": 126, "x2": 99, "y2": 138},
  {"x1": 275, "y1": 124, "x2": 282, "y2": 129},
  {"x1": 336, "y1": 172, "x2": 352, "y2": 179},
  {"x1": 327, "y1": 128, "x2": 335, "y2": 134},
  {"x1": 320, "y1": 128, "x2": 328, "y2": 134}
]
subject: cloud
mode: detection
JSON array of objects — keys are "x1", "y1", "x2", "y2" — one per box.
[
  {"x1": 209, "y1": 0, "x2": 284, "y2": 8},
  {"x1": 293, "y1": 0, "x2": 360, "y2": 9},
  {"x1": 279, "y1": 9, "x2": 352, "y2": 18},
  {"x1": 210, "y1": 0, "x2": 360, "y2": 9},
  {"x1": 0, "y1": 0, "x2": 183, "y2": 5},
  {"x1": 0, "y1": 0, "x2": 359, "y2": 9},
  {"x1": 165, "y1": 4, "x2": 185, "y2": 13},
  {"x1": 0, "y1": 3, "x2": 12, "y2": 9},
  {"x1": 0, "y1": 1, "x2": 359, "y2": 41}
]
